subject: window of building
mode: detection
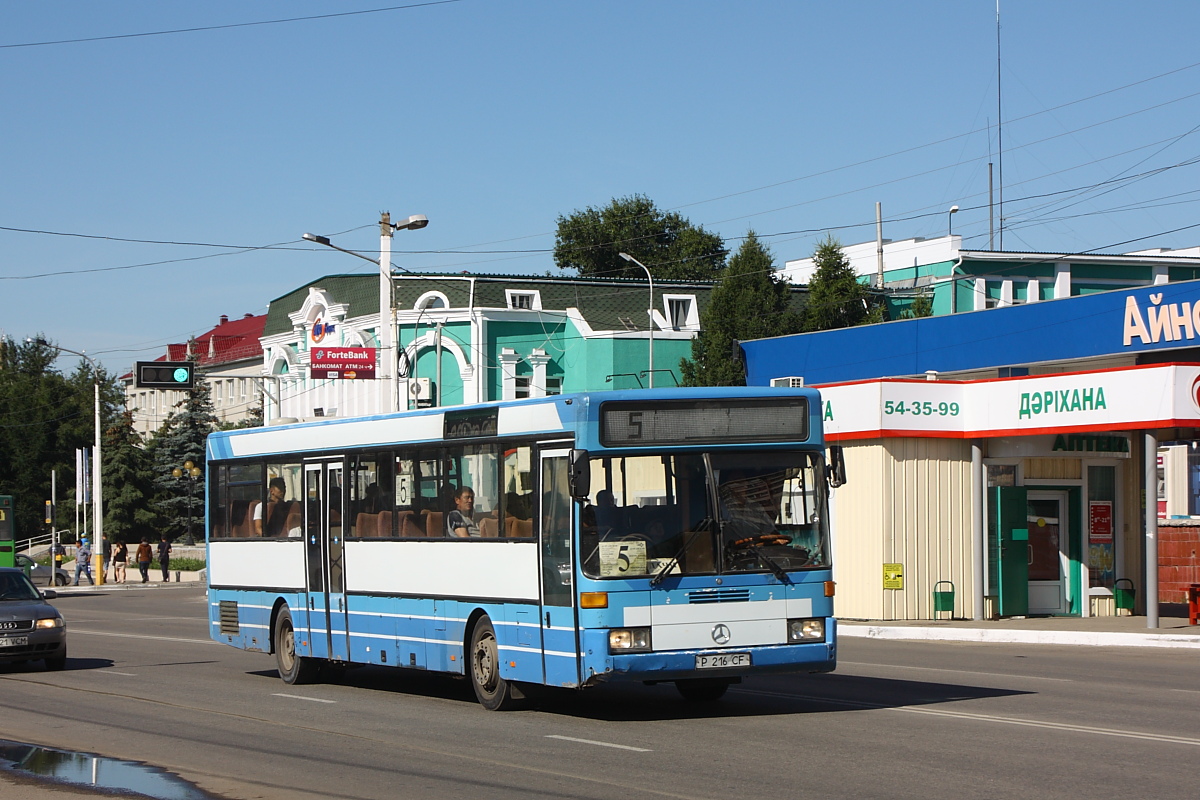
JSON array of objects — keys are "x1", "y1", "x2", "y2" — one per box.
[
  {"x1": 515, "y1": 376, "x2": 531, "y2": 399},
  {"x1": 415, "y1": 292, "x2": 449, "y2": 310},
  {"x1": 668, "y1": 298, "x2": 691, "y2": 328},
  {"x1": 505, "y1": 289, "x2": 541, "y2": 310},
  {"x1": 545, "y1": 377, "x2": 562, "y2": 395}
]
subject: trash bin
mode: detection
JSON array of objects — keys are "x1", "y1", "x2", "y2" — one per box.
[
  {"x1": 1114, "y1": 578, "x2": 1135, "y2": 614},
  {"x1": 933, "y1": 581, "x2": 955, "y2": 619}
]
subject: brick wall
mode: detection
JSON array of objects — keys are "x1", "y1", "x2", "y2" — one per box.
[{"x1": 1158, "y1": 525, "x2": 1200, "y2": 603}]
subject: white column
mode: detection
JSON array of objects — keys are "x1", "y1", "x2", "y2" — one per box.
[
  {"x1": 499, "y1": 348, "x2": 521, "y2": 401},
  {"x1": 528, "y1": 349, "x2": 551, "y2": 398}
]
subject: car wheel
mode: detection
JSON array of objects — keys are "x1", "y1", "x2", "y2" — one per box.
[
  {"x1": 274, "y1": 607, "x2": 318, "y2": 685},
  {"x1": 55, "y1": 574, "x2": 67, "y2": 586},
  {"x1": 44, "y1": 648, "x2": 67, "y2": 671},
  {"x1": 468, "y1": 616, "x2": 525, "y2": 711}
]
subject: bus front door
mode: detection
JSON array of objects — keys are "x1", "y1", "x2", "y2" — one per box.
[
  {"x1": 539, "y1": 449, "x2": 581, "y2": 688},
  {"x1": 304, "y1": 461, "x2": 350, "y2": 662}
]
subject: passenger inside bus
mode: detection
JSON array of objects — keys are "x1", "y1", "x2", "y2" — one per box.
[
  {"x1": 254, "y1": 477, "x2": 294, "y2": 537},
  {"x1": 446, "y1": 486, "x2": 480, "y2": 537}
]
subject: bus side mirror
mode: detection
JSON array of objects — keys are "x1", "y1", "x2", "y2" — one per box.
[
  {"x1": 568, "y1": 450, "x2": 590, "y2": 499},
  {"x1": 827, "y1": 445, "x2": 847, "y2": 488}
]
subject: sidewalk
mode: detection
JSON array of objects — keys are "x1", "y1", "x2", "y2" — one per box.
[{"x1": 839, "y1": 612, "x2": 1200, "y2": 649}]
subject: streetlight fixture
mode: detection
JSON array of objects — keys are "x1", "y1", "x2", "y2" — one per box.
[
  {"x1": 171, "y1": 460, "x2": 202, "y2": 546},
  {"x1": 948, "y1": 205, "x2": 960, "y2": 237},
  {"x1": 304, "y1": 211, "x2": 428, "y2": 414},
  {"x1": 30, "y1": 338, "x2": 104, "y2": 584},
  {"x1": 617, "y1": 252, "x2": 655, "y2": 389}
]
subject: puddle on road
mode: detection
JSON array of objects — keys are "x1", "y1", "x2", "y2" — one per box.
[{"x1": 0, "y1": 739, "x2": 214, "y2": 799}]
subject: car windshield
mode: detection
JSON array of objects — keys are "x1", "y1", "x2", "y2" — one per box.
[
  {"x1": 580, "y1": 451, "x2": 830, "y2": 580},
  {"x1": 0, "y1": 572, "x2": 43, "y2": 601}
]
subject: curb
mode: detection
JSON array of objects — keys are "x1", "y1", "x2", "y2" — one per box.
[{"x1": 839, "y1": 624, "x2": 1200, "y2": 649}]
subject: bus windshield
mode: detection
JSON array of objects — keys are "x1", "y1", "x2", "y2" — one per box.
[{"x1": 580, "y1": 451, "x2": 829, "y2": 580}]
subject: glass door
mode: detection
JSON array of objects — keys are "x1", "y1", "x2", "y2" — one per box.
[
  {"x1": 539, "y1": 448, "x2": 580, "y2": 687},
  {"x1": 304, "y1": 461, "x2": 349, "y2": 661},
  {"x1": 1027, "y1": 491, "x2": 1068, "y2": 615}
]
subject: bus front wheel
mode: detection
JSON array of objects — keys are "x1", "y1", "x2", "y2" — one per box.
[
  {"x1": 469, "y1": 617, "x2": 525, "y2": 711},
  {"x1": 675, "y1": 678, "x2": 731, "y2": 702},
  {"x1": 275, "y1": 607, "x2": 318, "y2": 685}
]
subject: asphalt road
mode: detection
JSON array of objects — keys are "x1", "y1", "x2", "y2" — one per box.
[{"x1": 2, "y1": 584, "x2": 1197, "y2": 800}]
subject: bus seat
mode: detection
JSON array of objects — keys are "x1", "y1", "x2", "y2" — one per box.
[
  {"x1": 376, "y1": 510, "x2": 393, "y2": 538},
  {"x1": 355, "y1": 512, "x2": 378, "y2": 538},
  {"x1": 233, "y1": 501, "x2": 257, "y2": 537},
  {"x1": 479, "y1": 516, "x2": 499, "y2": 538},
  {"x1": 507, "y1": 517, "x2": 532, "y2": 538},
  {"x1": 426, "y1": 511, "x2": 444, "y2": 537},
  {"x1": 285, "y1": 508, "x2": 302, "y2": 536},
  {"x1": 394, "y1": 509, "x2": 414, "y2": 537},
  {"x1": 401, "y1": 511, "x2": 425, "y2": 537}
]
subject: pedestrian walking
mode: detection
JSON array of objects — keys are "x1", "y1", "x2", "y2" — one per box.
[
  {"x1": 136, "y1": 537, "x2": 153, "y2": 583},
  {"x1": 101, "y1": 535, "x2": 113, "y2": 582},
  {"x1": 157, "y1": 536, "x2": 172, "y2": 582},
  {"x1": 72, "y1": 537, "x2": 94, "y2": 586},
  {"x1": 112, "y1": 539, "x2": 128, "y2": 583}
]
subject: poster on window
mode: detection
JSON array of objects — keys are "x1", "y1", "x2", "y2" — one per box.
[{"x1": 1088, "y1": 500, "x2": 1114, "y2": 587}]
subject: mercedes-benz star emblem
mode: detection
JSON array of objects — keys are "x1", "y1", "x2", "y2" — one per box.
[{"x1": 711, "y1": 624, "x2": 731, "y2": 645}]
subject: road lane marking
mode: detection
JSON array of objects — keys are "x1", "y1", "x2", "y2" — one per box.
[
  {"x1": 838, "y1": 660, "x2": 1074, "y2": 682},
  {"x1": 735, "y1": 688, "x2": 1200, "y2": 747},
  {"x1": 97, "y1": 671, "x2": 138, "y2": 676},
  {"x1": 545, "y1": 735, "x2": 651, "y2": 752},
  {"x1": 70, "y1": 630, "x2": 218, "y2": 645},
  {"x1": 273, "y1": 693, "x2": 336, "y2": 704}
]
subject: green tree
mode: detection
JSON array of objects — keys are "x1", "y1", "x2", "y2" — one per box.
[
  {"x1": 102, "y1": 410, "x2": 157, "y2": 544},
  {"x1": 150, "y1": 376, "x2": 217, "y2": 544},
  {"x1": 0, "y1": 336, "x2": 122, "y2": 540},
  {"x1": 899, "y1": 293, "x2": 934, "y2": 319},
  {"x1": 553, "y1": 194, "x2": 727, "y2": 281},
  {"x1": 680, "y1": 232, "x2": 803, "y2": 386},
  {"x1": 802, "y1": 234, "x2": 873, "y2": 332}
]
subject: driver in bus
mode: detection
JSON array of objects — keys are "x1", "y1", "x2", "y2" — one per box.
[
  {"x1": 446, "y1": 486, "x2": 480, "y2": 537},
  {"x1": 719, "y1": 473, "x2": 780, "y2": 545}
]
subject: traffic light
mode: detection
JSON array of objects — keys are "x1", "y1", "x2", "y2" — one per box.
[{"x1": 136, "y1": 361, "x2": 195, "y2": 389}]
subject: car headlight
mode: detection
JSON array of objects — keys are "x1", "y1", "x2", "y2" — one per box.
[
  {"x1": 608, "y1": 627, "x2": 652, "y2": 653},
  {"x1": 36, "y1": 617, "x2": 64, "y2": 629},
  {"x1": 787, "y1": 618, "x2": 824, "y2": 642}
]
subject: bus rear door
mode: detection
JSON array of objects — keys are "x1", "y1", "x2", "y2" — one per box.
[{"x1": 304, "y1": 461, "x2": 350, "y2": 662}]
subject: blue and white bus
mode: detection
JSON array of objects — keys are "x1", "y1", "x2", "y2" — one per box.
[{"x1": 205, "y1": 388, "x2": 842, "y2": 709}]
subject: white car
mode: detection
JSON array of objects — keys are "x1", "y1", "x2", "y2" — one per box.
[{"x1": 14, "y1": 554, "x2": 70, "y2": 586}]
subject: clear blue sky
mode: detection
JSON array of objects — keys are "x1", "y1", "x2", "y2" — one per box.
[{"x1": 4, "y1": 1, "x2": 1200, "y2": 375}]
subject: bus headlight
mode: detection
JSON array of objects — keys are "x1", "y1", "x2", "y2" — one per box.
[
  {"x1": 608, "y1": 627, "x2": 652, "y2": 653},
  {"x1": 787, "y1": 618, "x2": 825, "y2": 642}
]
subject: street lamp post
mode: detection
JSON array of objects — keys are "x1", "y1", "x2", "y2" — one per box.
[
  {"x1": 304, "y1": 211, "x2": 428, "y2": 414},
  {"x1": 617, "y1": 253, "x2": 655, "y2": 388},
  {"x1": 31, "y1": 338, "x2": 104, "y2": 584},
  {"x1": 171, "y1": 461, "x2": 202, "y2": 546},
  {"x1": 948, "y1": 205, "x2": 960, "y2": 237}
]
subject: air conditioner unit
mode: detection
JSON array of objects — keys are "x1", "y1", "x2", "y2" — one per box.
[
  {"x1": 409, "y1": 377, "x2": 435, "y2": 408},
  {"x1": 771, "y1": 376, "x2": 805, "y2": 388}
]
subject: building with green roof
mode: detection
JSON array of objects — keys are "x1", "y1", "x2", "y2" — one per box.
[{"x1": 259, "y1": 273, "x2": 713, "y2": 421}]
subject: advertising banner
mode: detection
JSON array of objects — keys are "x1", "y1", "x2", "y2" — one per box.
[{"x1": 310, "y1": 347, "x2": 376, "y2": 380}]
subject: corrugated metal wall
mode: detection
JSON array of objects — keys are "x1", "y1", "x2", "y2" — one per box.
[{"x1": 833, "y1": 438, "x2": 975, "y2": 620}]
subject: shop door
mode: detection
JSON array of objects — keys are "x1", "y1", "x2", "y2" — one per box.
[
  {"x1": 992, "y1": 486, "x2": 1029, "y2": 617},
  {"x1": 539, "y1": 448, "x2": 580, "y2": 688},
  {"x1": 1027, "y1": 492, "x2": 1069, "y2": 615},
  {"x1": 304, "y1": 461, "x2": 350, "y2": 661}
]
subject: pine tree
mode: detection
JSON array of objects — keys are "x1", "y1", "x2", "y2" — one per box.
[
  {"x1": 803, "y1": 234, "x2": 872, "y2": 332},
  {"x1": 680, "y1": 232, "x2": 803, "y2": 386},
  {"x1": 102, "y1": 410, "x2": 156, "y2": 545},
  {"x1": 150, "y1": 376, "x2": 218, "y2": 544}
]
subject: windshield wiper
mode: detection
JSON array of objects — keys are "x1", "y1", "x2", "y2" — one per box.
[
  {"x1": 651, "y1": 518, "x2": 714, "y2": 586},
  {"x1": 744, "y1": 543, "x2": 791, "y2": 584}
]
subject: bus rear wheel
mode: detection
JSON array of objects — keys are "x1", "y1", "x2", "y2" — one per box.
[
  {"x1": 675, "y1": 678, "x2": 731, "y2": 702},
  {"x1": 275, "y1": 607, "x2": 318, "y2": 685},
  {"x1": 469, "y1": 617, "x2": 524, "y2": 711}
]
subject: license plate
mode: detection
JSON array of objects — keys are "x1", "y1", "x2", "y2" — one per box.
[
  {"x1": 696, "y1": 652, "x2": 750, "y2": 669},
  {"x1": 0, "y1": 636, "x2": 29, "y2": 648}
]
